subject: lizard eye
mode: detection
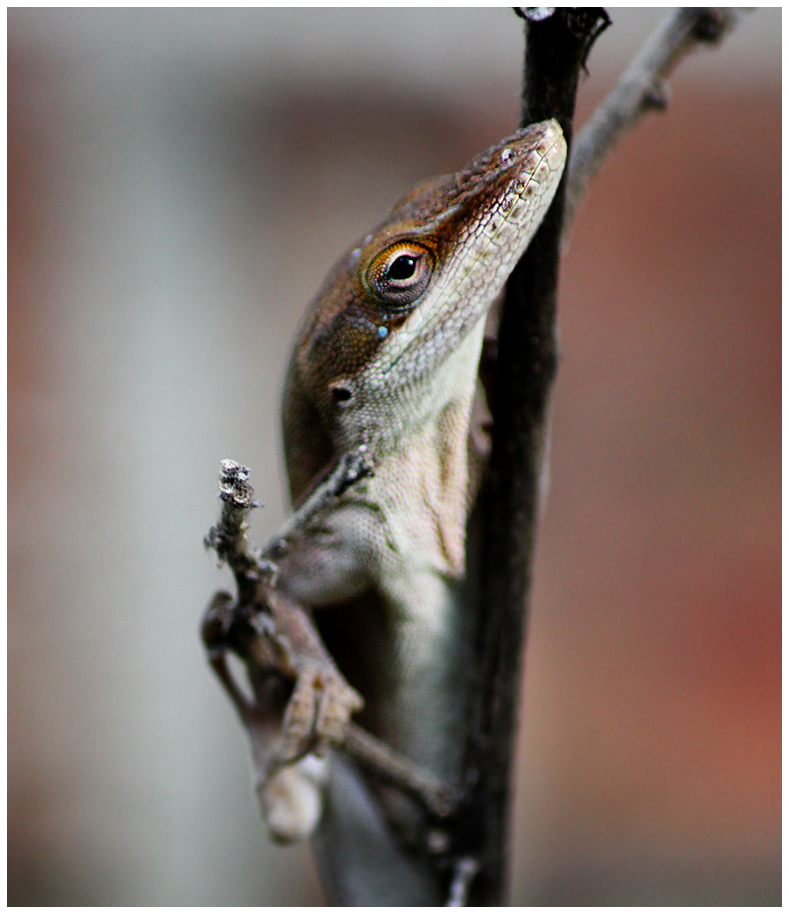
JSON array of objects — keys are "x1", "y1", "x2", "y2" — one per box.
[
  {"x1": 388, "y1": 255, "x2": 417, "y2": 280},
  {"x1": 366, "y1": 242, "x2": 433, "y2": 309}
]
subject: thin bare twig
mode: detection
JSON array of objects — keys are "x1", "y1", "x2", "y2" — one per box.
[
  {"x1": 565, "y1": 7, "x2": 744, "y2": 228},
  {"x1": 343, "y1": 724, "x2": 457, "y2": 818},
  {"x1": 446, "y1": 857, "x2": 480, "y2": 907}
]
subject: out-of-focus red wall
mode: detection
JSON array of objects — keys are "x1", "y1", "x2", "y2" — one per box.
[{"x1": 511, "y1": 84, "x2": 780, "y2": 904}]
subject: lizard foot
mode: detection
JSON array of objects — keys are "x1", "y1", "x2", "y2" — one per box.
[{"x1": 280, "y1": 663, "x2": 364, "y2": 762}]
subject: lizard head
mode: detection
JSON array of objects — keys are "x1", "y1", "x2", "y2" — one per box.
[{"x1": 288, "y1": 118, "x2": 566, "y2": 457}]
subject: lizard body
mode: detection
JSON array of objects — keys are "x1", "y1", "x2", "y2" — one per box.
[
  {"x1": 271, "y1": 120, "x2": 566, "y2": 846},
  {"x1": 206, "y1": 119, "x2": 566, "y2": 900}
]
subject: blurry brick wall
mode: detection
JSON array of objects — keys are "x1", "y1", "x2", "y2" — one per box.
[{"x1": 8, "y1": 10, "x2": 780, "y2": 905}]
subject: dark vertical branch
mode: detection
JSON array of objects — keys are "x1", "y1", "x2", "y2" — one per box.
[{"x1": 459, "y1": 9, "x2": 608, "y2": 906}]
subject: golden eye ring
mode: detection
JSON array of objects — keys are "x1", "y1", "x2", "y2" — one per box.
[{"x1": 366, "y1": 241, "x2": 434, "y2": 310}]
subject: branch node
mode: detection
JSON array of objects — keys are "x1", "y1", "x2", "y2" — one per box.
[
  {"x1": 201, "y1": 590, "x2": 236, "y2": 656},
  {"x1": 645, "y1": 77, "x2": 671, "y2": 111},
  {"x1": 693, "y1": 8, "x2": 734, "y2": 43},
  {"x1": 446, "y1": 857, "x2": 481, "y2": 907}
]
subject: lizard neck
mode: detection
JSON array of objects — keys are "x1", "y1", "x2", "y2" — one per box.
[
  {"x1": 362, "y1": 317, "x2": 486, "y2": 575},
  {"x1": 348, "y1": 312, "x2": 486, "y2": 462}
]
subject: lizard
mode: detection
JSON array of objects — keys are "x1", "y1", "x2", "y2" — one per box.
[{"x1": 204, "y1": 118, "x2": 566, "y2": 902}]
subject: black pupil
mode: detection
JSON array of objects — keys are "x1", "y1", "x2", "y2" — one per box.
[{"x1": 387, "y1": 255, "x2": 417, "y2": 282}]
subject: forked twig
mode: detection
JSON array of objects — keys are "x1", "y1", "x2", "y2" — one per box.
[{"x1": 565, "y1": 7, "x2": 744, "y2": 229}]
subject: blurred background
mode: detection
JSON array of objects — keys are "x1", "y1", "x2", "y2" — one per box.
[{"x1": 8, "y1": 8, "x2": 780, "y2": 905}]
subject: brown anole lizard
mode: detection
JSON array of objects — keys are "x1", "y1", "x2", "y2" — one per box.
[{"x1": 204, "y1": 119, "x2": 566, "y2": 901}]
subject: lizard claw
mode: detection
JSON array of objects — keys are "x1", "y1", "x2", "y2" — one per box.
[{"x1": 280, "y1": 664, "x2": 363, "y2": 762}]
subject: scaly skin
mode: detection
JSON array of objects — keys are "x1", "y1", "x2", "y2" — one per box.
[{"x1": 266, "y1": 120, "x2": 566, "y2": 901}]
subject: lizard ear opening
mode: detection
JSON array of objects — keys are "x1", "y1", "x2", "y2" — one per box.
[
  {"x1": 330, "y1": 383, "x2": 354, "y2": 407},
  {"x1": 366, "y1": 241, "x2": 433, "y2": 311}
]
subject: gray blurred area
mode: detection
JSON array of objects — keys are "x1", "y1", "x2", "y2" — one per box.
[{"x1": 8, "y1": 8, "x2": 780, "y2": 906}]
